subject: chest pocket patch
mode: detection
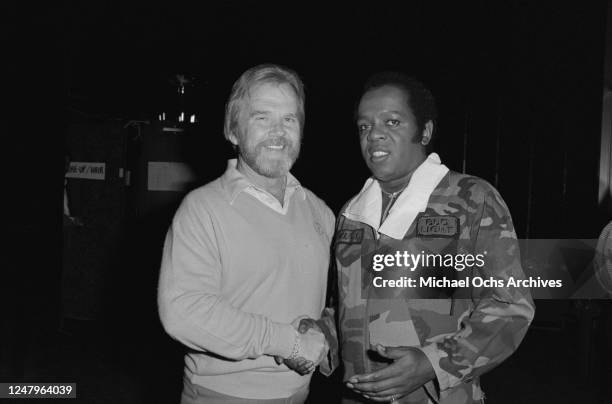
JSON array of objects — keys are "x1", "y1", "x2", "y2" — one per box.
[
  {"x1": 416, "y1": 215, "x2": 459, "y2": 238},
  {"x1": 336, "y1": 228, "x2": 364, "y2": 244}
]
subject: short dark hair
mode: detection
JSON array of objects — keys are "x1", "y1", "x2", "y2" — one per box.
[{"x1": 359, "y1": 72, "x2": 438, "y2": 152}]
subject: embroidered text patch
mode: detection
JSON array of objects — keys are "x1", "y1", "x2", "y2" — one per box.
[
  {"x1": 416, "y1": 216, "x2": 459, "y2": 238},
  {"x1": 336, "y1": 229, "x2": 364, "y2": 244}
]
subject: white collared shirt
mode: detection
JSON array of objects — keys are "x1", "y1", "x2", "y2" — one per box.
[{"x1": 224, "y1": 159, "x2": 305, "y2": 215}]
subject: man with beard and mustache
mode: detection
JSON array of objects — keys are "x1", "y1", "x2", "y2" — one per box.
[{"x1": 158, "y1": 64, "x2": 336, "y2": 403}]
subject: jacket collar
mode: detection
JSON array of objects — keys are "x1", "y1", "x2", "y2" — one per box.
[{"x1": 342, "y1": 153, "x2": 449, "y2": 239}]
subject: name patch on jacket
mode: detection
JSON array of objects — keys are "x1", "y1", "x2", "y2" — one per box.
[
  {"x1": 336, "y1": 229, "x2": 364, "y2": 244},
  {"x1": 416, "y1": 216, "x2": 459, "y2": 238}
]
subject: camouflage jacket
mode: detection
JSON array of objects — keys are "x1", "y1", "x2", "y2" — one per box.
[{"x1": 335, "y1": 165, "x2": 535, "y2": 404}]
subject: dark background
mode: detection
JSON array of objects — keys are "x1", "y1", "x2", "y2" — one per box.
[
  {"x1": 62, "y1": 0, "x2": 610, "y2": 234},
  {"x1": 4, "y1": 1, "x2": 612, "y2": 403}
]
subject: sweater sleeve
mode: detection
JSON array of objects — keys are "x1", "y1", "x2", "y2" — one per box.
[{"x1": 157, "y1": 193, "x2": 296, "y2": 360}]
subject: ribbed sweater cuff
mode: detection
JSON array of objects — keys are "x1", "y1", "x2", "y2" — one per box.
[{"x1": 264, "y1": 323, "x2": 297, "y2": 358}]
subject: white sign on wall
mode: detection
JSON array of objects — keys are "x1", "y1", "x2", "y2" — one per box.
[{"x1": 65, "y1": 162, "x2": 106, "y2": 180}]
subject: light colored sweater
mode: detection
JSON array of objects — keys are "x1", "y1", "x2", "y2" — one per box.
[{"x1": 158, "y1": 160, "x2": 334, "y2": 399}]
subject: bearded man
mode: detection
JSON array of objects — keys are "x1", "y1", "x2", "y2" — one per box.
[{"x1": 158, "y1": 64, "x2": 334, "y2": 404}]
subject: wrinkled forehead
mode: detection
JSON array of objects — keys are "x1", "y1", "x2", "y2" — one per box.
[
  {"x1": 248, "y1": 82, "x2": 297, "y2": 102},
  {"x1": 238, "y1": 82, "x2": 299, "y2": 117}
]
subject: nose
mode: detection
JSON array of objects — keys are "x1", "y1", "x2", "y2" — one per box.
[
  {"x1": 271, "y1": 119, "x2": 286, "y2": 136},
  {"x1": 367, "y1": 123, "x2": 386, "y2": 142}
]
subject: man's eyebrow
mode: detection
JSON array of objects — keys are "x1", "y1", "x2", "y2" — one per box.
[
  {"x1": 249, "y1": 110, "x2": 270, "y2": 116},
  {"x1": 373, "y1": 109, "x2": 403, "y2": 115}
]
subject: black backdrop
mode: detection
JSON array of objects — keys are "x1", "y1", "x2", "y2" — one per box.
[
  {"x1": 63, "y1": 1, "x2": 609, "y2": 236},
  {"x1": 3, "y1": 1, "x2": 610, "y2": 402}
]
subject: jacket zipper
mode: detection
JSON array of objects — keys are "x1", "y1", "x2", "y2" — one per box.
[{"x1": 362, "y1": 224, "x2": 379, "y2": 374}]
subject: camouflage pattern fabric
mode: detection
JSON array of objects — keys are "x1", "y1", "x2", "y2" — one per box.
[
  {"x1": 334, "y1": 171, "x2": 535, "y2": 404},
  {"x1": 316, "y1": 307, "x2": 340, "y2": 376}
]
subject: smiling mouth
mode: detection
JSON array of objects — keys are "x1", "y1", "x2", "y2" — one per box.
[
  {"x1": 265, "y1": 145, "x2": 285, "y2": 151},
  {"x1": 369, "y1": 150, "x2": 390, "y2": 162}
]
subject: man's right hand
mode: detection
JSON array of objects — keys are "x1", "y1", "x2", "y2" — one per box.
[
  {"x1": 298, "y1": 317, "x2": 322, "y2": 334},
  {"x1": 277, "y1": 355, "x2": 315, "y2": 375},
  {"x1": 275, "y1": 317, "x2": 327, "y2": 375},
  {"x1": 296, "y1": 327, "x2": 327, "y2": 364}
]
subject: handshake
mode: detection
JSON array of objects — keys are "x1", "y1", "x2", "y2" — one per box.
[{"x1": 274, "y1": 317, "x2": 328, "y2": 376}]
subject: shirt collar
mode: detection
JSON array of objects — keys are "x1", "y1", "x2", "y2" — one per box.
[
  {"x1": 220, "y1": 159, "x2": 306, "y2": 205},
  {"x1": 342, "y1": 153, "x2": 450, "y2": 239}
]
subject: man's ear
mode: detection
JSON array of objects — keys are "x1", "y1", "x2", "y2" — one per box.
[
  {"x1": 421, "y1": 121, "x2": 434, "y2": 146},
  {"x1": 228, "y1": 131, "x2": 239, "y2": 146}
]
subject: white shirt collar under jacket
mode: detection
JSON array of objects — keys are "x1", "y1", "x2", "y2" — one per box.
[{"x1": 342, "y1": 153, "x2": 450, "y2": 240}]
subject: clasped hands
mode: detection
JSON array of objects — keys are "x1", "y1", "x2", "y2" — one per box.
[{"x1": 274, "y1": 317, "x2": 327, "y2": 375}]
